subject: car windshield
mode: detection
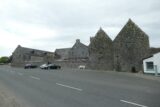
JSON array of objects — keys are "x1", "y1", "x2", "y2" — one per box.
[{"x1": 48, "y1": 64, "x2": 53, "y2": 66}]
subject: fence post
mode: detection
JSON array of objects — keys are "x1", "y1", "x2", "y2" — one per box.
[{"x1": 154, "y1": 65, "x2": 158, "y2": 76}]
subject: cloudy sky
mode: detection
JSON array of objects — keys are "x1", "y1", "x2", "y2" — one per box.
[{"x1": 0, "y1": 0, "x2": 160, "y2": 56}]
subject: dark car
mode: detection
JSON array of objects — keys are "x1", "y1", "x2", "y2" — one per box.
[
  {"x1": 24, "y1": 64, "x2": 37, "y2": 69},
  {"x1": 40, "y1": 64, "x2": 61, "y2": 69},
  {"x1": 48, "y1": 64, "x2": 61, "y2": 69}
]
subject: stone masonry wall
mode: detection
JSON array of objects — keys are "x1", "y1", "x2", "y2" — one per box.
[
  {"x1": 88, "y1": 28, "x2": 114, "y2": 70},
  {"x1": 113, "y1": 19, "x2": 150, "y2": 72}
]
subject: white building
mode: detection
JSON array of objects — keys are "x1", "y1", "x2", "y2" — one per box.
[{"x1": 143, "y1": 52, "x2": 160, "y2": 74}]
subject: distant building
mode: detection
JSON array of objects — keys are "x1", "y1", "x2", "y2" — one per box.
[
  {"x1": 11, "y1": 45, "x2": 54, "y2": 66},
  {"x1": 68, "y1": 39, "x2": 89, "y2": 61},
  {"x1": 54, "y1": 48, "x2": 71, "y2": 61},
  {"x1": 143, "y1": 52, "x2": 160, "y2": 74},
  {"x1": 88, "y1": 28, "x2": 113, "y2": 70},
  {"x1": 55, "y1": 39, "x2": 89, "y2": 61},
  {"x1": 54, "y1": 39, "x2": 89, "y2": 68}
]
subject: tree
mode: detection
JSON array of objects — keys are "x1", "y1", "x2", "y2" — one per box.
[{"x1": 0, "y1": 56, "x2": 9, "y2": 63}]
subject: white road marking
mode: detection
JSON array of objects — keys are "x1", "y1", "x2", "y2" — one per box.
[
  {"x1": 56, "y1": 83, "x2": 83, "y2": 91},
  {"x1": 18, "y1": 73, "x2": 23, "y2": 76},
  {"x1": 30, "y1": 76, "x2": 40, "y2": 80},
  {"x1": 120, "y1": 100, "x2": 148, "y2": 107}
]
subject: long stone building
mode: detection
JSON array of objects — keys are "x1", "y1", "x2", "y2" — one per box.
[{"x1": 11, "y1": 45, "x2": 54, "y2": 66}]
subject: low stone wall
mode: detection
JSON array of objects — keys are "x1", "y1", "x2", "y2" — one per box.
[
  {"x1": 10, "y1": 62, "x2": 25, "y2": 67},
  {"x1": 10, "y1": 62, "x2": 44, "y2": 67},
  {"x1": 11, "y1": 60, "x2": 88, "y2": 69},
  {"x1": 53, "y1": 60, "x2": 88, "y2": 69}
]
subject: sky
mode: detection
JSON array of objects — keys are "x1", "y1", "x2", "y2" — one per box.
[{"x1": 0, "y1": 0, "x2": 160, "y2": 57}]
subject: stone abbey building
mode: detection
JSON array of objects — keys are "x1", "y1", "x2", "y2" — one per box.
[
  {"x1": 11, "y1": 19, "x2": 160, "y2": 72},
  {"x1": 88, "y1": 19, "x2": 157, "y2": 72},
  {"x1": 113, "y1": 19, "x2": 150, "y2": 72},
  {"x1": 88, "y1": 28, "x2": 113, "y2": 70}
]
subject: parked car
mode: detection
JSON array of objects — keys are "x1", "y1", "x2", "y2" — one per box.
[
  {"x1": 48, "y1": 64, "x2": 61, "y2": 69},
  {"x1": 24, "y1": 64, "x2": 37, "y2": 69},
  {"x1": 40, "y1": 64, "x2": 61, "y2": 69},
  {"x1": 40, "y1": 64, "x2": 48, "y2": 69}
]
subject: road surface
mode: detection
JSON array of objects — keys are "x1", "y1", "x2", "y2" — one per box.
[{"x1": 0, "y1": 65, "x2": 160, "y2": 107}]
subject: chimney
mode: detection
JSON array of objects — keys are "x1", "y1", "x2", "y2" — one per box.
[{"x1": 76, "y1": 39, "x2": 80, "y2": 43}]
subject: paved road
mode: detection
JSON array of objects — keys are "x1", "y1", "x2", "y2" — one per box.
[{"x1": 0, "y1": 65, "x2": 160, "y2": 107}]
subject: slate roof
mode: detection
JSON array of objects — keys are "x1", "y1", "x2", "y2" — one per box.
[
  {"x1": 13, "y1": 45, "x2": 54, "y2": 56},
  {"x1": 71, "y1": 39, "x2": 88, "y2": 50}
]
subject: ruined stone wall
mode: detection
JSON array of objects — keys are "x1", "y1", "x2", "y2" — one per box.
[
  {"x1": 88, "y1": 28, "x2": 114, "y2": 70},
  {"x1": 11, "y1": 46, "x2": 27, "y2": 65},
  {"x1": 113, "y1": 19, "x2": 150, "y2": 72},
  {"x1": 150, "y1": 47, "x2": 160, "y2": 55}
]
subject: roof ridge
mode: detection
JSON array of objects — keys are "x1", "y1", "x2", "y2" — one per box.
[
  {"x1": 17, "y1": 45, "x2": 53, "y2": 53},
  {"x1": 95, "y1": 27, "x2": 112, "y2": 41}
]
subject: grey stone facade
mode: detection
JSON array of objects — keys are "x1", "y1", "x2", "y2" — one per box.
[
  {"x1": 11, "y1": 45, "x2": 54, "y2": 66},
  {"x1": 150, "y1": 47, "x2": 160, "y2": 55},
  {"x1": 10, "y1": 19, "x2": 158, "y2": 71},
  {"x1": 54, "y1": 48, "x2": 71, "y2": 61},
  {"x1": 113, "y1": 19, "x2": 150, "y2": 72},
  {"x1": 69, "y1": 39, "x2": 89, "y2": 61},
  {"x1": 55, "y1": 39, "x2": 89, "y2": 61},
  {"x1": 88, "y1": 28, "x2": 114, "y2": 70},
  {"x1": 87, "y1": 19, "x2": 152, "y2": 72},
  {"x1": 54, "y1": 39, "x2": 89, "y2": 68}
]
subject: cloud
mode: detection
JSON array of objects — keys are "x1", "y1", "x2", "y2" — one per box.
[{"x1": 0, "y1": 0, "x2": 160, "y2": 56}]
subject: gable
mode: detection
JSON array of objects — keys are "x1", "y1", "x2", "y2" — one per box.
[{"x1": 114, "y1": 19, "x2": 149, "y2": 43}]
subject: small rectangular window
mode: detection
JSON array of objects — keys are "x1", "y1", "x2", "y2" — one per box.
[{"x1": 146, "y1": 62, "x2": 154, "y2": 70}]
